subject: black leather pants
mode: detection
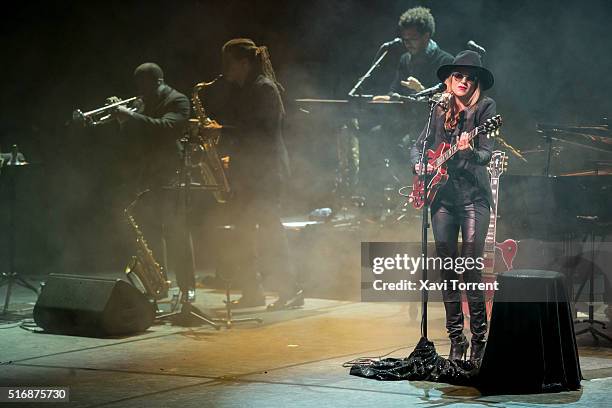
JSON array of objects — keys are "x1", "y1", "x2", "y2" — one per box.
[{"x1": 432, "y1": 200, "x2": 490, "y2": 342}]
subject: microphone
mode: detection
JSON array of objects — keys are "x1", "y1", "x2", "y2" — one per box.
[
  {"x1": 380, "y1": 37, "x2": 402, "y2": 49},
  {"x1": 413, "y1": 82, "x2": 447, "y2": 98},
  {"x1": 467, "y1": 40, "x2": 486, "y2": 55}
]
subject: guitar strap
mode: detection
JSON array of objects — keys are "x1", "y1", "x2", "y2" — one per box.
[
  {"x1": 445, "y1": 111, "x2": 465, "y2": 151},
  {"x1": 462, "y1": 103, "x2": 481, "y2": 148},
  {"x1": 454, "y1": 110, "x2": 466, "y2": 141}
]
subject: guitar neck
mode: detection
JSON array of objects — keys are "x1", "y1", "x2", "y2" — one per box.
[
  {"x1": 484, "y1": 176, "x2": 500, "y2": 252},
  {"x1": 434, "y1": 124, "x2": 485, "y2": 168}
]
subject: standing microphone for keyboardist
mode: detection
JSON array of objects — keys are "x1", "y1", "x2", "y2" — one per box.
[
  {"x1": 467, "y1": 40, "x2": 486, "y2": 55},
  {"x1": 380, "y1": 37, "x2": 403, "y2": 49}
]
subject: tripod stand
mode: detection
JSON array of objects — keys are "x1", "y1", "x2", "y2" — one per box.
[
  {"x1": 1, "y1": 150, "x2": 39, "y2": 315},
  {"x1": 573, "y1": 218, "x2": 612, "y2": 343},
  {"x1": 157, "y1": 135, "x2": 261, "y2": 328}
]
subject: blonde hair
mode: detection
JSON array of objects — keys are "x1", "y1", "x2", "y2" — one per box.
[{"x1": 443, "y1": 76, "x2": 481, "y2": 130}]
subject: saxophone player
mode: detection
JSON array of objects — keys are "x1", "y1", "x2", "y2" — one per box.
[
  {"x1": 219, "y1": 38, "x2": 303, "y2": 310},
  {"x1": 111, "y1": 63, "x2": 196, "y2": 301}
]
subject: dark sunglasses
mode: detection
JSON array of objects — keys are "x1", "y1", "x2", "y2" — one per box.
[{"x1": 451, "y1": 72, "x2": 478, "y2": 82}]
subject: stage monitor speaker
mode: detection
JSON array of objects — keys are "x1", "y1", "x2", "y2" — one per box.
[{"x1": 33, "y1": 274, "x2": 155, "y2": 337}]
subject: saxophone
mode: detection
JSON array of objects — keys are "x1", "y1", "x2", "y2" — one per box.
[
  {"x1": 124, "y1": 193, "x2": 170, "y2": 301},
  {"x1": 190, "y1": 75, "x2": 231, "y2": 203}
]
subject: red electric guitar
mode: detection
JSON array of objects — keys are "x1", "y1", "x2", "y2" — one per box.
[
  {"x1": 408, "y1": 115, "x2": 503, "y2": 209},
  {"x1": 483, "y1": 150, "x2": 518, "y2": 274}
]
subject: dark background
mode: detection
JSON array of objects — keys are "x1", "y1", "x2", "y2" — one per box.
[{"x1": 1, "y1": 0, "x2": 610, "y2": 276}]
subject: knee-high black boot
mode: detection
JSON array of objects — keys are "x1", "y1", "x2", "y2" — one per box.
[
  {"x1": 444, "y1": 300, "x2": 468, "y2": 360},
  {"x1": 467, "y1": 298, "x2": 487, "y2": 361}
]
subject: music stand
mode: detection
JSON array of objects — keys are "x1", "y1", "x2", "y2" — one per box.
[{"x1": 0, "y1": 147, "x2": 39, "y2": 314}]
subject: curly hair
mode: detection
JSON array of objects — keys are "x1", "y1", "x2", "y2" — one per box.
[{"x1": 398, "y1": 7, "x2": 435, "y2": 36}]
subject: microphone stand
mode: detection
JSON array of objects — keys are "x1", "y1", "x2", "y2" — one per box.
[
  {"x1": 348, "y1": 46, "x2": 392, "y2": 97},
  {"x1": 544, "y1": 133, "x2": 553, "y2": 177},
  {"x1": 416, "y1": 98, "x2": 442, "y2": 339},
  {"x1": 343, "y1": 43, "x2": 394, "y2": 221},
  {"x1": 156, "y1": 135, "x2": 221, "y2": 329},
  {"x1": 156, "y1": 134, "x2": 262, "y2": 329}
]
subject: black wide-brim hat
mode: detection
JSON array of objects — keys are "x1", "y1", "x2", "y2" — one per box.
[{"x1": 437, "y1": 50, "x2": 494, "y2": 91}]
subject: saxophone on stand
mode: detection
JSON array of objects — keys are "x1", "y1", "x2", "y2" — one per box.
[
  {"x1": 190, "y1": 75, "x2": 232, "y2": 203},
  {"x1": 124, "y1": 192, "x2": 170, "y2": 301}
]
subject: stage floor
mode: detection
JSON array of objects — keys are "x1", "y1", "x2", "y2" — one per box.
[{"x1": 2, "y1": 279, "x2": 612, "y2": 407}]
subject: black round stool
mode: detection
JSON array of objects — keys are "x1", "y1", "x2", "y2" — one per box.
[{"x1": 477, "y1": 270, "x2": 582, "y2": 394}]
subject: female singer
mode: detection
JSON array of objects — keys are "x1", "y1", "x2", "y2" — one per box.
[{"x1": 411, "y1": 50, "x2": 496, "y2": 362}]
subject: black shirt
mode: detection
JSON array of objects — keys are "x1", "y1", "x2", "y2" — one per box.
[
  {"x1": 410, "y1": 97, "x2": 497, "y2": 209},
  {"x1": 389, "y1": 40, "x2": 454, "y2": 96},
  {"x1": 439, "y1": 125, "x2": 485, "y2": 206}
]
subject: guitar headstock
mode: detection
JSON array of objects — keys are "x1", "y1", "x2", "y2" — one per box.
[
  {"x1": 484, "y1": 115, "x2": 503, "y2": 138},
  {"x1": 488, "y1": 150, "x2": 508, "y2": 179}
]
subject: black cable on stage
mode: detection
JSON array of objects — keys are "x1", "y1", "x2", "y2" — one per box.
[
  {"x1": 342, "y1": 345, "x2": 415, "y2": 367},
  {"x1": 19, "y1": 318, "x2": 42, "y2": 332},
  {"x1": 0, "y1": 322, "x2": 22, "y2": 329}
]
